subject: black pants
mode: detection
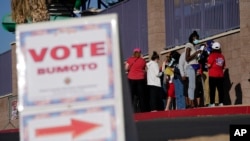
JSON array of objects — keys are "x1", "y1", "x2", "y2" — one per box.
[
  {"x1": 195, "y1": 75, "x2": 203, "y2": 98},
  {"x1": 148, "y1": 85, "x2": 164, "y2": 111},
  {"x1": 209, "y1": 77, "x2": 224, "y2": 104},
  {"x1": 183, "y1": 78, "x2": 189, "y2": 97},
  {"x1": 128, "y1": 79, "x2": 148, "y2": 112}
]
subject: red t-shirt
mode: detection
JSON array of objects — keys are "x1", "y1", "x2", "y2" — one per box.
[
  {"x1": 127, "y1": 57, "x2": 146, "y2": 80},
  {"x1": 207, "y1": 52, "x2": 225, "y2": 77}
]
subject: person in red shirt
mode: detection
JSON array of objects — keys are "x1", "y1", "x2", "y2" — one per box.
[
  {"x1": 125, "y1": 48, "x2": 147, "y2": 112},
  {"x1": 207, "y1": 42, "x2": 226, "y2": 107}
]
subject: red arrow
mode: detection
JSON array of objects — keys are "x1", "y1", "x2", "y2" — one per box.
[{"x1": 36, "y1": 119, "x2": 100, "y2": 138}]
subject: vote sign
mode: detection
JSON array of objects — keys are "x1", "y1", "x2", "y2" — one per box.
[
  {"x1": 16, "y1": 14, "x2": 125, "y2": 141},
  {"x1": 16, "y1": 15, "x2": 120, "y2": 107}
]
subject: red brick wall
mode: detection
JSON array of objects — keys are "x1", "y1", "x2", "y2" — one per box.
[
  {"x1": 239, "y1": 0, "x2": 250, "y2": 104},
  {"x1": 147, "y1": 0, "x2": 166, "y2": 62}
]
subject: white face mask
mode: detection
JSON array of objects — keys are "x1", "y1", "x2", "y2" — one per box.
[{"x1": 193, "y1": 39, "x2": 199, "y2": 45}]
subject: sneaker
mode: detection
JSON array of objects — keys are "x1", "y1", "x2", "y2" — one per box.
[
  {"x1": 219, "y1": 103, "x2": 224, "y2": 106},
  {"x1": 208, "y1": 104, "x2": 215, "y2": 107},
  {"x1": 73, "y1": 8, "x2": 81, "y2": 14}
]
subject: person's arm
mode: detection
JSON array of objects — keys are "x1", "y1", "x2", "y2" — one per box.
[
  {"x1": 207, "y1": 63, "x2": 211, "y2": 68},
  {"x1": 179, "y1": 54, "x2": 186, "y2": 80},
  {"x1": 125, "y1": 62, "x2": 129, "y2": 71},
  {"x1": 207, "y1": 55, "x2": 213, "y2": 69},
  {"x1": 179, "y1": 59, "x2": 185, "y2": 77},
  {"x1": 165, "y1": 74, "x2": 170, "y2": 82},
  {"x1": 185, "y1": 43, "x2": 202, "y2": 62},
  {"x1": 161, "y1": 61, "x2": 166, "y2": 72},
  {"x1": 185, "y1": 47, "x2": 202, "y2": 62},
  {"x1": 153, "y1": 63, "x2": 161, "y2": 77}
]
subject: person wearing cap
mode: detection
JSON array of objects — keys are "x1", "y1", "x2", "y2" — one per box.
[
  {"x1": 184, "y1": 31, "x2": 203, "y2": 108},
  {"x1": 207, "y1": 42, "x2": 226, "y2": 107},
  {"x1": 125, "y1": 48, "x2": 147, "y2": 112}
]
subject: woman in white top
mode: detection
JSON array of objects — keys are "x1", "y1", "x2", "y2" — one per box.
[
  {"x1": 146, "y1": 51, "x2": 164, "y2": 112},
  {"x1": 185, "y1": 31, "x2": 202, "y2": 108}
]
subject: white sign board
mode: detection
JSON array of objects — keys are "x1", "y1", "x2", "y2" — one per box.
[
  {"x1": 16, "y1": 14, "x2": 125, "y2": 141},
  {"x1": 21, "y1": 105, "x2": 116, "y2": 141}
]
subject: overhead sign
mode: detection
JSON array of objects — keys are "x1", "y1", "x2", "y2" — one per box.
[{"x1": 16, "y1": 14, "x2": 125, "y2": 141}]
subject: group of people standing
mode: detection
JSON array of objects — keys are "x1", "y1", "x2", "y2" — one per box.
[
  {"x1": 125, "y1": 31, "x2": 226, "y2": 113},
  {"x1": 179, "y1": 31, "x2": 226, "y2": 109}
]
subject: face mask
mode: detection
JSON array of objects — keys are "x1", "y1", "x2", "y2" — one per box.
[{"x1": 193, "y1": 39, "x2": 199, "y2": 45}]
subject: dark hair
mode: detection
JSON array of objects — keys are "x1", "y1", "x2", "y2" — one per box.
[
  {"x1": 151, "y1": 51, "x2": 159, "y2": 60},
  {"x1": 211, "y1": 49, "x2": 221, "y2": 53},
  {"x1": 206, "y1": 40, "x2": 214, "y2": 48},
  {"x1": 188, "y1": 31, "x2": 199, "y2": 43},
  {"x1": 170, "y1": 51, "x2": 180, "y2": 64}
]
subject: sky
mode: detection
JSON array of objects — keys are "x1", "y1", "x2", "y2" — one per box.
[{"x1": 0, "y1": 1, "x2": 15, "y2": 54}]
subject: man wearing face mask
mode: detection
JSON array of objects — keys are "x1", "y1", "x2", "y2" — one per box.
[{"x1": 184, "y1": 31, "x2": 202, "y2": 108}]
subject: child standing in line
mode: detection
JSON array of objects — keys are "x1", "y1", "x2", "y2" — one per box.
[{"x1": 164, "y1": 66, "x2": 176, "y2": 111}]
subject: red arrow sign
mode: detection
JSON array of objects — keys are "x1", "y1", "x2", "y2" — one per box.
[{"x1": 36, "y1": 119, "x2": 100, "y2": 138}]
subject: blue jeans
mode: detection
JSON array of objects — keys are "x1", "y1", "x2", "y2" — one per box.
[
  {"x1": 173, "y1": 78, "x2": 186, "y2": 109},
  {"x1": 186, "y1": 65, "x2": 196, "y2": 100}
]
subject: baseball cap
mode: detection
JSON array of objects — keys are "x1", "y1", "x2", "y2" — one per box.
[
  {"x1": 212, "y1": 42, "x2": 221, "y2": 50},
  {"x1": 133, "y1": 48, "x2": 141, "y2": 53},
  {"x1": 10, "y1": 41, "x2": 16, "y2": 45}
]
